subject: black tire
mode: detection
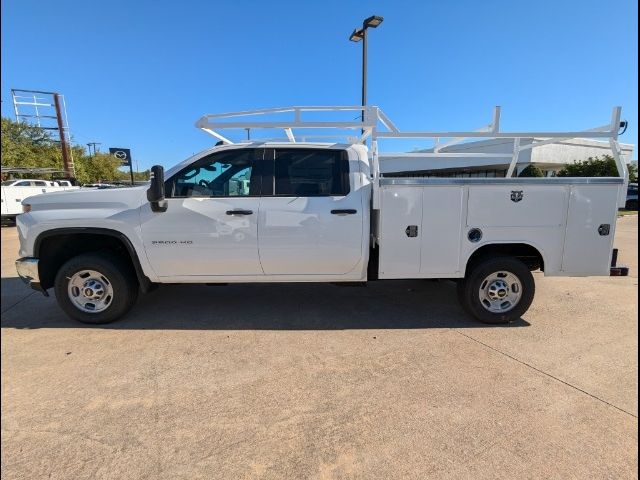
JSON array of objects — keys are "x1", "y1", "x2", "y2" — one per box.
[
  {"x1": 54, "y1": 252, "x2": 139, "y2": 324},
  {"x1": 458, "y1": 256, "x2": 535, "y2": 324},
  {"x1": 625, "y1": 199, "x2": 638, "y2": 211}
]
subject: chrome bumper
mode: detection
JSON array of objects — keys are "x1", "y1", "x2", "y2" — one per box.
[{"x1": 15, "y1": 257, "x2": 48, "y2": 295}]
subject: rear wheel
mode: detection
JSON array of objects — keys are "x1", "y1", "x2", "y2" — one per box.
[
  {"x1": 54, "y1": 253, "x2": 138, "y2": 324},
  {"x1": 457, "y1": 256, "x2": 535, "y2": 324}
]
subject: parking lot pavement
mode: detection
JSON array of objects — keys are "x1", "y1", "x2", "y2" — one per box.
[{"x1": 1, "y1": 216, "x2": 637, "y2": 479}]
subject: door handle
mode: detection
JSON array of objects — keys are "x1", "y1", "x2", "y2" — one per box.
[
  {"x1": 331, "y1": 209, "x2": 357, "y2": 215},
  {"x1": 226, "y1": 209, "x2": 253, "y2": 216}
]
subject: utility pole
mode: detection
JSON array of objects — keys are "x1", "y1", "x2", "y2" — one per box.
[
  {"x1": 86, "y1": 142, "x2": 101, "y2": 158},
  {"x1": 53, "y1": 93, "x2": 72, "y2": 177}
]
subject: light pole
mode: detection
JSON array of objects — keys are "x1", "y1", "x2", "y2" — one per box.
[
  {"x1": 86, "y1": 142, "x2": 101, "y2": 158},
  {"x1": 349, "y1": 15, "x2": 384, "y2": 130}
]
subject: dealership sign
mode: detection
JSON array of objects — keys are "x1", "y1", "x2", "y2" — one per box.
[{"x1": 109, "y1": 147, "x2": 132, "y2": 167}]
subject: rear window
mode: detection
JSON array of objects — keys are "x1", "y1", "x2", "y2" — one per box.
[{"x1": 274, "y1": 149, "x2": 349, "y2": 196}]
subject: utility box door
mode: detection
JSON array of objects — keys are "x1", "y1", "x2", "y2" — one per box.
[
  {"x1": 379, "y1": 186, "x2": 422, "y2": 277},
  {"x1": 420, "y1": 186, "x2": 465, "y2": 274},
  {"x1": 561, "y1": 185, "x2": 620, "y2": 276},
  {"x1": 467, "y1": 185, "x2": 568, "y2": 227}
]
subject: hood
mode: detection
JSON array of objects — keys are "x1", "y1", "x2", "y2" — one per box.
[{"x1": 23, "y1": 186, "x2": 149, "y2": 212}]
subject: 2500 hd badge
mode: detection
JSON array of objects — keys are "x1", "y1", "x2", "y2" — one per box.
[{"x1": 151, "y1": 240, "x2": 193, "y2": 245}]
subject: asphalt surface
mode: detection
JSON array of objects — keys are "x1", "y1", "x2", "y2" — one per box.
[{"x1": 1, "y1": 216, "x2": 638, "y2": 479}]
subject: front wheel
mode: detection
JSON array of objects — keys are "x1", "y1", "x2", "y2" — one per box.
[
  {"x1": 457, "y1": 256, "x2": 535, "y2": 324},
  {"x1": 54, "y1": 253, "x2": 139, "y2": 324}
]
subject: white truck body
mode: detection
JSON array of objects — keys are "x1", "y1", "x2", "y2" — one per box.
[
  {"x1": 16, "y1": 143, "x2": 623, "y2": 282},
  {"x1": 14, "y1": 105, "x2": 630, "y2": 324},
  {"x1": 378, "y1": 177, "x2": 622, "y2": 278},
  {"x1": 2, "y1": 179, "x2": 78, "y2": 219}
]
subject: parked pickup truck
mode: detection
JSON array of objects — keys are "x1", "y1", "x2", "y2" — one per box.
[
  {"x1": 15, "y1": 106, "x2": 630, "y2": 325},
  {"x1": 2, "y1": 178, "x2": 78, "y2": 223}
]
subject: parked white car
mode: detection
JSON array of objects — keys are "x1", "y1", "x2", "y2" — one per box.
[
  {"x1": 1, "y1": 178, "x2": 78, "y2": 222},
  {"x1": 14, "y1": 106, "x2": 630, "y2": 325}
]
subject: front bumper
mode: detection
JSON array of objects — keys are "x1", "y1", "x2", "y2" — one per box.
[{"x1": 15, "y1": 257, "x2": 48, "y2": 296}]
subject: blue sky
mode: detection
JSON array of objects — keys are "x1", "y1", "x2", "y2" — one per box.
[{"x1": 1, "y1": 0, "x2": 637, "y2": 171}]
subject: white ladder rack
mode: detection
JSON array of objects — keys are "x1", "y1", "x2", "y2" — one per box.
[{"x1": 195, "y1": 105, "x2": 628, "y2": 207}]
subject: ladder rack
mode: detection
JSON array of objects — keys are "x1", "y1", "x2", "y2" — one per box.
[{"x1": 195, "y1": 105, "x2": 628, "y2": 207}]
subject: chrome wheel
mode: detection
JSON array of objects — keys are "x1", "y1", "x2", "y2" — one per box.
[
  {"x1": 67, "y1": 270, "x2": 114, "y2": 313},
  {"x1": 478, "y1": 271, "x2": 522, "y2": 313}
]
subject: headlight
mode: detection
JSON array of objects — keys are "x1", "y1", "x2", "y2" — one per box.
[{"x1": 22, "y1": 204, "x2": 31, "y2": 213}]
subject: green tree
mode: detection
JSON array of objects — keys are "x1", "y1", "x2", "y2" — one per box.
[
  {"x1": 628, "y1": 163, "x2": 638, "y2": 183},
  {"x1": 557, "y1": 155, "x2": 620, "y2": 177},
  {"x1": 518, "y1": 164, "x2": 544, "y2": 177},
  {"x1": 1, "y1": 117, "x2": 61, "y2": 170},
  {"x1": 1, "y1": 116, "x2": 147, "y2": 184},
  {"x1": 73, "y1": 152, "x2": 123, "y2": 184},
  {"x1": 116, "y1": 170, "x2": 151, "y2": 182}
]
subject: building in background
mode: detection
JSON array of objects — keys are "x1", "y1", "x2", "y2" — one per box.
[{"x1": 380, "y1": 139, "x2": 635, "y2": 177}]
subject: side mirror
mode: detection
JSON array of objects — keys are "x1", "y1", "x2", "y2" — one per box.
[{"x1": 147, "y1": 165, "x2": 168, "y2": 212}]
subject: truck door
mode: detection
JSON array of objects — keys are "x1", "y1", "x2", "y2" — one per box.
[
  {"x1": 258, "y1": 147, "x2": 364, "y2": 275},
  {"x1": 561, "y1": 184, "x2": 620, "y2": 276},
  {"x1": 139, "y1": 148, "x2": 264, "y2": 277},
  {"x1": 1, "y1": 186, "x2": 8, "y2": 216}
]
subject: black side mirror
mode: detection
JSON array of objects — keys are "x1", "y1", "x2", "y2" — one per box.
[{"x1": 147, "y1": 165, "x2": 168, "y2": 212}]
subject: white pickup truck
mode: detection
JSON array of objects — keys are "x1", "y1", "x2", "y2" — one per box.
[
  {"x1": 15, "y1": 106, "x2": 630, "y2": 325},
  {"x1": 2, "y1": 178, "x2": 78, "y2": 223}
]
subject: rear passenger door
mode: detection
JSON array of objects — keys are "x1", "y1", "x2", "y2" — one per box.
[{"x1": 258, "y1": 147, "x2": 364, "y2": 275}]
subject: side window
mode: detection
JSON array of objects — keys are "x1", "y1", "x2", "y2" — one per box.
[
  {"x1": 274, "y1": 149, "x2": 349, "y2": 196},
  {"x1": 167, "y1": 149, "x2": 259, "y2": 198},
  {"x1": 34, "y1": 181, "x2": 47, "y2": 186},
  {"x1": 15, "y1": 181, "x2": 31, "y2": 187}
]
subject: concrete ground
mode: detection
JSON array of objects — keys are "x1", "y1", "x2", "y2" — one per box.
[{"x1": 1, "y1": 217, "x2": 638, "y2": 479}]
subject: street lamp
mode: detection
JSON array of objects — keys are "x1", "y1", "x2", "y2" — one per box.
[{"x1": 349, "y1": 15, "x2": 384, "y2": 114}]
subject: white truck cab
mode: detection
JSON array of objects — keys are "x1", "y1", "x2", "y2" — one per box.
[{"x1": 15, "y1": 106, "x2": 630, "y2": 325}]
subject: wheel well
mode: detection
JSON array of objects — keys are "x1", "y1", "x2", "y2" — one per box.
[
  {"x1": 35, "y1": 231, "x2": 144, "y2": 290},
  {"x1": 465, "y1": 243, "x2": 544, "y2": 275}
]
